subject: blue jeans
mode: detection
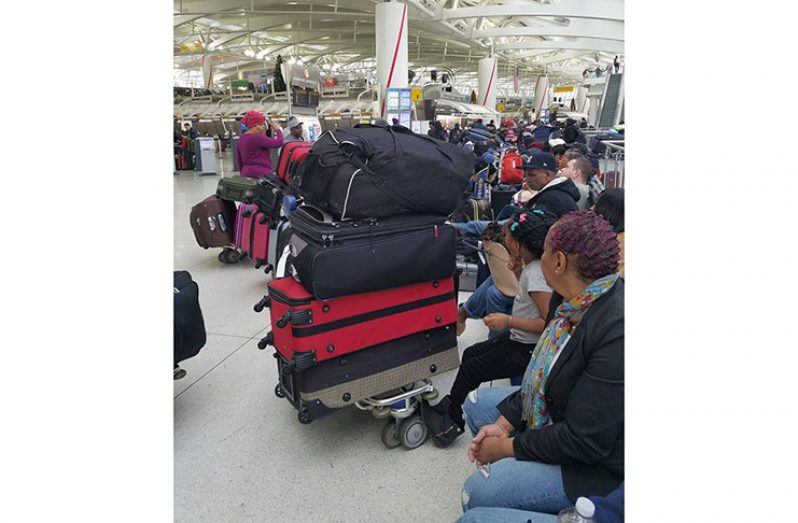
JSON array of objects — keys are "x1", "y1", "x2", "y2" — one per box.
[
  {"x1": 460, "y1": 387, "x2": 571, "y2": 517},
  {"x1": 454, "y1": 219, "x2": 510, "y2": 241},
  {"x1": 463, "y1": 276, "x2": 514, "y2": 339},
  {"x1": 457, "y1": 507, "x2": 557, "y2": 523},
  {"x1": 454, "y1": 220, "x2": 492, "y2": 240}
]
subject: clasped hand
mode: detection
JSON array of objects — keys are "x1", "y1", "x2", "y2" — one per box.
[
  {"x1": 467, "y1": 423, "x2": 513, "y2": 467},
  {"x1": 484, "y1": 313, "x2": 511, "y2": 332}
]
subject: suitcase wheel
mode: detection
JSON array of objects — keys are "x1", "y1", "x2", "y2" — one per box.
[
  {"x1": 253, "y1": 295, "x2": 271, "y2": 313},
  {"x1": 257, "y1": 332, "x2": 273, "y2": 350},
  {"x1": 263, "y1": 264, "x2": 273, "y2": 275},
  {"x1": 399, "y1": 414, "x2": 428, "y2": 450},
  {"x1": 238, "y1": 251, "x2": 248, "y2": 261},
  {"x1": 218, "y1": 248, "x2": 240, "y2": 264},
  {"x1": 297, "y1": 407, "x2": 313, "y2": 425},
  {"x1": 254, "y1": 259, "x2": 264, "y2": 269},
  {"x1": 381, "y1": 419, "x2": 401, "y2": 449},
  {"x1": 274, "y1": 383, "x2": 285, "y2": 398}
]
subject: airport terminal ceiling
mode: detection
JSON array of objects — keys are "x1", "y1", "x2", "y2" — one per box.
[{"x1": 174, "y1": 0, "x2": 624, "y2": 94}]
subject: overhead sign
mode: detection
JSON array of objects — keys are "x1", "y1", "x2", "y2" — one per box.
[
  {"x1": 411, "y1": 88, "x2": 423, "y2": 102},
  {"x1": 554, "y1": 85, "x2": 575, "y2": 93}
]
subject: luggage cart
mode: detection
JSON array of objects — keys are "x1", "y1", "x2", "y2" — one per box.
[{"x1": 354, "y1": 380, "x2": 440, "y2": 450}]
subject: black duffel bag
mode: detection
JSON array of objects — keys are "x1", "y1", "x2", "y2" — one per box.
[
  {"x1": 293, "y1": 125, "x2": 473, "y2": 220},
  {"x1": 174, "y1": 271, "x2": 207, "y2": 369}
]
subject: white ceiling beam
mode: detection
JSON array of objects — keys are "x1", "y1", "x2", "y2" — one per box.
[
  {"x1": 496, "y1": 38, "x2": 623, "y2": 54},
  {"x1": 174, "y1": 14, "x2": 205, "y2": 27},
  {"x1": 442, "y1": 0, "x2": 624, "y2": 22},
  {"x1": 473, "y1": 19, "x2": 623, "y2": 42}
]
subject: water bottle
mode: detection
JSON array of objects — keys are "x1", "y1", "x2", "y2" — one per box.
[{"x1": 556, "y1": 497, "x2": 596, "y2": 523}]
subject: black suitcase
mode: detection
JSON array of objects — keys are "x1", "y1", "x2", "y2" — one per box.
[
  {"x1": 490, "y1": 187, "x2": 519, "y2": 218},
  {"x1": 217, "y1": 175, "x2": 287, "y2": 221},
  {"x1": 272, "y1": 326, "x2": 459, "y2": 424},
  {"x1": 294, "y1": 125, "x2": 473, "y2": 220},
  {"x1": 174, "y1": 271, "x2": 207, "y2": 370},
  {"x1": 288, "y1": 206, "x2": 456, "y2": 299}
]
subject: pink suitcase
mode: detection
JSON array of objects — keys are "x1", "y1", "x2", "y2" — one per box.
[
  {"x1": 236, "y1": 204, "x2": 270, "y2": 269},
  {"x1": 250, "y1": 210, "x2": 271, "y2": 269}
]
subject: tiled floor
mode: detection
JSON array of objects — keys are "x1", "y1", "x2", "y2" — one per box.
[{"x1": 174, "y1": 153, "x2": 508, "y2": 522}]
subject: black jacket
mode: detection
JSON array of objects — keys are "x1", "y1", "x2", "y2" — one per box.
[
  {"x1": 497, "y1": 279, "x2": 624, "y2": 502},
  {"x1": 525, "y1": 178, "x2": 580, "y2": 218}
]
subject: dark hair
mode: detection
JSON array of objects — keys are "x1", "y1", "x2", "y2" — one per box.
[
  {"x1": 566, "y1": 143, "x2": 588, "y2": 155},
  {"x1": 593, "y1": 188, "x2": 624, "y2": 233},
  {"x1": 551, "y1": 144, "x2": 567, "y2": 157},
  {"x1": 563, "y1": 149, "x2": 583, "y2": 162},
  {"x1": 506, "y1": 210, "x2": 559, "y2": 259},
  {"x1": 547, "y1": 210, "x2": 619, "y2": 281},
  {"x1": 571, "y1": 157, "x2": 594, "y2": 183}
]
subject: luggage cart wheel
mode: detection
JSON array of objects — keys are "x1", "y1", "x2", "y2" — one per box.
[
  {"x1": 297, "y1": 408, "x2": 313, "y2": 425},
  {"x1": 421, "y1": 388, "x2": 440, "y2": 402},
  {"x1": 380, "y1": 419, "x2": 401, "y2": 449},
  {"x1": 274, "y1": 383, "x2": 285, "y2": 398},
  {"x1": 399, "y1": 415, "x2": 428, "y2": 450}
]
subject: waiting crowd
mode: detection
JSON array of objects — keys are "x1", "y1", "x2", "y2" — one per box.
[{"x1": 421, "y1": 117, "x2": 625, "y2": 522}]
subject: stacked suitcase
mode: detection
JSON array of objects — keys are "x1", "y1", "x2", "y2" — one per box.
[
  {"x1": 255, "y1": 125, "x2": 473, "y2": 425},
  {"x1": 189, "y1": 142, "x2": 312, "y2": 271}
]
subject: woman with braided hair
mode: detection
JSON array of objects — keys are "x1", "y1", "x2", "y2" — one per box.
[
  {"x1": 422, "y1": 210, "x2": 558, "y2": 448},
  {"x1": 457, "y1": 210, "x2": 624, "y2": 521}
]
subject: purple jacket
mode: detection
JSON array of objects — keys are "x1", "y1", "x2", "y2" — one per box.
[{"x1": 236, "y1": 131, "x2": 284, "y2": 179}]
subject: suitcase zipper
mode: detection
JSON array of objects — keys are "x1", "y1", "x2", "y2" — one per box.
[
  {"x1": 291, "y1": 290, "x2": 456, "y2": 338},
  {"x1": 291, "y1": 210, "x2": 446, "y2": 246}
]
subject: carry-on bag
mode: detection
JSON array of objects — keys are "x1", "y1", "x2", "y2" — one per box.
[
  {"x1": 293, "y1": 125, "x2": 473, "y2": 220},
  {"x1": 174, "y1": 271, "x2": 207, "y2": 368},
  {"x1": 490, "y1": 186, "x2": 520, "y2": 218},
  {"x1": 287, "y1": 206, "x2": 456, "y2": 299},
  {"x1": 250, "y1": 176, "x2": 287, "y2": 222},
  {"x1": 256, "y1": 275, "x2": 457, "y2": 366},
  {"x1": 268, "y1": 325, "x2": 459, "y2": 423},
  {"x1": 500, "y1": 151, "x2": 524, "y2": 185},
  {"x1": 462, "y1": 197, "x2": 494, "y2": 222},
  {"x1": 276, "y1": 141, "x2": 313, "y2": 184},
  {"x1": 216, "y1": 175, "x2": 259, "y2": 202},
  {"x1": 237, "y1": 206, "x2": 271, "y2": 269},
  {"x1": 190, "y1": 195, "x2": 236, "y2": 249}
]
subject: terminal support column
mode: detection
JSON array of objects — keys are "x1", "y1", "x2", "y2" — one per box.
[
  {"x1": 478, "y1": 57, "x2": 498, "y2": 112},
  {"x1": 376, "y1": 1, "x2": 409, "y2": 118}
]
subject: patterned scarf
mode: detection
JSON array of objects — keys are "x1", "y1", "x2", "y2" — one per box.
[{"x1": 520, "y1": 273, "x2": 619, "y2": 427}]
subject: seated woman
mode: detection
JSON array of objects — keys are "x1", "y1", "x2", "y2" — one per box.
[
  {"x1": 459, "y1": 210, "x2": 623, "y2": 518},
  {"x1": 425, "y1": 210, "x2": 558, "y2": 447}
]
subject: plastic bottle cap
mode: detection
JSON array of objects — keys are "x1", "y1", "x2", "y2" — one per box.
[{"x1": 575, "y1": 497, "x2": 595, "y2": 518}]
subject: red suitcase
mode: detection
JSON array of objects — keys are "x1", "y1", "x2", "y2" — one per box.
[
  {"x1": 276, "y1": 141, "x2": 312, "y2": 184},
  {"x1": 257, "y1": 276, "x2": 457, "y2": 369}
]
